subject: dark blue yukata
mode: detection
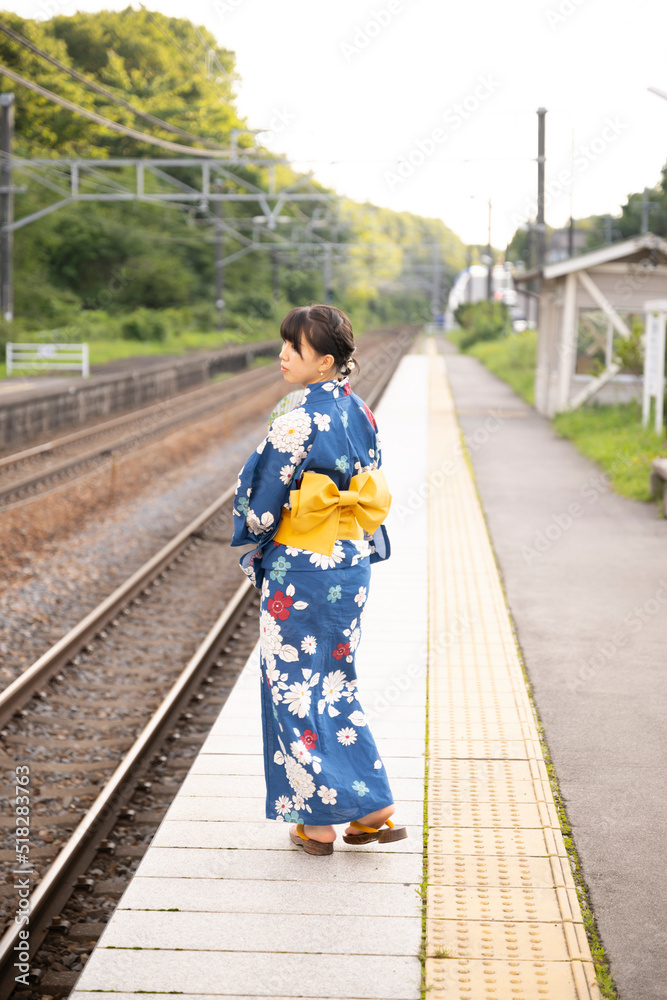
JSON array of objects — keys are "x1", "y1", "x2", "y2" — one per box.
[{"x1": 231, "y1": 375, "x2": 394, "y2": 825}]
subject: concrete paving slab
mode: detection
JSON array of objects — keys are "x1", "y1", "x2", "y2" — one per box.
[
  {"x1": 188, "y1": 753, "x2": 266, "y2": 775},
  {"x1": 427, "y1": 883, "x2": 581, "y2": 928},
  {"x1": 427, "y1": 852, "x2": 572, "y2": 892},
  {"x1": 428, "y1": 799, "x2": 545, "y2": 829},
  {"x1": 429, "y1": 757, "x2": 544, "y2": 783},
  {"x1": 117, "y1": 874, "x2": 423, "y2": 917},
  {"x1": 75, "y1": 949, "x2": 422, "y2": 999},
  {"x1": 425, "y1": 956, "x2": 599, "y2": 999},
  {"x1": 430, "y1": 776, "x2": 547, "y2": 804},
  {"x1": 133, "y1": 845, "x2": 422, "y2": 882},
  {"x1": 426, "y1": 916, "x2": 591, "y2": 962},
  {"x1": 97, "y1": 907, "x2": 422, "y2": 955},
  {"x1": 71, "y1": 995, "x2": 376, "y2": 1000},
  {"x1": 429, "y1": 825, "x2": 569, "y2": 859}
]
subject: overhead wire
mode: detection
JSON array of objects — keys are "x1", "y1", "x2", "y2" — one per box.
[
  {"x1": 0, "y1": 63, "x2": 232, "y2": 158},
  {"x1": 0, "y1": 19, "x2": 224, "y2": 149}
]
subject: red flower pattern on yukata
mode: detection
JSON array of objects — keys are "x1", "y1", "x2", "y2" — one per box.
[
  {"x1": 267, "y1": 590, "x2": 293, "y2": 621},
  {"x1": 332, "y1": 641, "x2": 351, "y2": 660},
  {"x1": 302, "y1": 729, "x2": 318, "y2": 750}
]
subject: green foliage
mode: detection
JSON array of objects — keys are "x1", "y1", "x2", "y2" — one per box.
[
  {"x1": 610, "y1": 317, "x2": 645, "y2": 376},
  {"x1": 121, "y1": 308, "x2": 167, "y2": 342},
  {"x1": 453, "y1": 299, "x2": 511, "y2": 350},
  {"x1": 0, "y1": 9, "x2": 468, "y2": 339}
]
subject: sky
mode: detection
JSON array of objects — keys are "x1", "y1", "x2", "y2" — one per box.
[{"x1": 5, "y1": 0, "x2": 667, "y2": 250}]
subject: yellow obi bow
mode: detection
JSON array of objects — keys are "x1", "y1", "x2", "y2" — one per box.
[{"x1": 273, "y1": 468, "x2": 392, "y2": 556}]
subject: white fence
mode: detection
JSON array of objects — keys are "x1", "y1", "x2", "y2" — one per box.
[{"x1": 5, "y1": 343, "x2": 90, "y2": 378}]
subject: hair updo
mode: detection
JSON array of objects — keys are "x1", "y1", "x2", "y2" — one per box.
[{"x1": 279, "y1": 304, "x2": 359, "y2": 380}]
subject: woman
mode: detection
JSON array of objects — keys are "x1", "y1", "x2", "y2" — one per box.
[{"x1": 231, "y1": 304, "x2": 406, "y2": 855}]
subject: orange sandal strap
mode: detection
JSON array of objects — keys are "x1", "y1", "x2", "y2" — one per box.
[
  {"x1": 349, "y1": 820, "x2": 379, "y2": 834},
  {"x1": 295, "y1": 823, "x2": 309, "y2": 841},
  {"x1": 349, "y1": 818, "x2": 395, "y2": 834}
]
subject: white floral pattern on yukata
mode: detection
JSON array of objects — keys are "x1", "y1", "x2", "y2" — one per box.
[{"x1": 231, "y1": 376, "x2": 393, "y2": 824}]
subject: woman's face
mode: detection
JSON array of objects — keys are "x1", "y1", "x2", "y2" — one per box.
[{"x1": 279, "y1": 335, "x2": 334, "y2": 388}]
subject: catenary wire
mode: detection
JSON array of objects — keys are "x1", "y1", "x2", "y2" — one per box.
[
  {"x1": 0, "y1": 62, "x2": 234, "y2": 158},
  {"x1": 0, "y1": 19, "x2": 225, "y2": 149}
]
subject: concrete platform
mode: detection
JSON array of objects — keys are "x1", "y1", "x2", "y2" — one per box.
[{"x1": 70, "y1": 339, "x2": 601, "y2": 1000}]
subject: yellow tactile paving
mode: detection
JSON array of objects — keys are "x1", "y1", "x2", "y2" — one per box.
[{"x1": 425, "y1": 339, "x2": 602, "y2": 1000}]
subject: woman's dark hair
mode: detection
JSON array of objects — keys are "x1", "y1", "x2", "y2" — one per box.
[{"x1": 280, "y1": 304, "x2": 359, "y2": 378}]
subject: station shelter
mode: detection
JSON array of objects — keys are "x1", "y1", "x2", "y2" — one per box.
[{"x1": 514, "y1": 233, "x2": 667, "y2": 417}]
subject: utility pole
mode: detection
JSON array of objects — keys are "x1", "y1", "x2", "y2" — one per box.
[
  {"x1": 568, "y1": 216, "x2": 575, "y2": 257},
  {"x1": 641, "y1": 187, "x2": 658, "y2": 234},
  {"x1": 486, "y1": 199, "x2": 492, "y2": 300},
  {"x1": 0, "y1": 93, "x2": 14, "y2": 322},
  {"x1": 213, "y1": 180, "x2": 224, "y2": 331},
  {"x1": 536, "y1": 107, "x2": 547, "y2": 275},
  {"x1": 270, "y1": 246, "x2": 280, "y2": 301},
  {"x1": 431, "y1": 242, "x2": 441, "y2": 322},
  {"x1": 524, "y1": 223, "x2": 533, "y2": 272},
  {"x1": 323, "y1": 244, "x2": 333, "y2": 302}
]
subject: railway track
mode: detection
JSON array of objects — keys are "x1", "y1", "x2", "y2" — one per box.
[
  {"x1": 0, "y1": 362, "x2": 282, "y2": 509},
  {"x1": 0, "y1": 325, "x2": 415, "y2": 999}
]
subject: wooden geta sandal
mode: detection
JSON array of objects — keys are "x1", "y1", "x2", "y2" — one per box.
[
  {"x1": 289, "y1": 822, "x2": 334, "y2": 856},
  {"x1": 342, "y1": 818, "x2": 408, "y2": 845}
]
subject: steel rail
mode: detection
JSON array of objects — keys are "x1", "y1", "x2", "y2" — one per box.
[
  {"x1": 0, "y1": 353, "x2": 279, "y2": 471},
  {"x1": 0, "y1": 365, "x2": 280, "y2": 506},
  {"x1": 0, "y1": 577, "x2": 254, "y2": 995},
  {"x1": 0, "y1": 483, "x2": 236, "y2": 729}
]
